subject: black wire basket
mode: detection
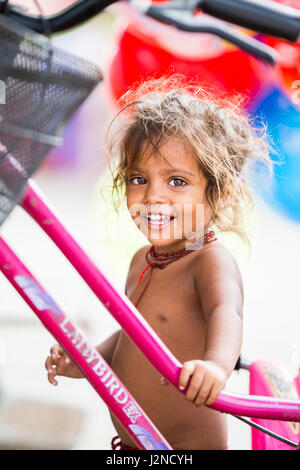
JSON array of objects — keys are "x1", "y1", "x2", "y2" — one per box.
[{"x1": 0, "y1": 13, "x2": 102, "y2": 226}]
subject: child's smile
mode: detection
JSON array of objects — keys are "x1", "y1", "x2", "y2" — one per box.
[
  {"x1": 126, "y1": 137, "x2": 213, "y2": 251},
  {"x1": 144, "y1": 210, "x2": 175, "y2": 231}
]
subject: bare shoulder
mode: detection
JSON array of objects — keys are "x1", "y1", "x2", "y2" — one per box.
[
  {"x1": 191, "y1": 240, "x2": 244, "y2": 314},
  {"x1": 129, "y1": 245, "x2": 150, "y2": 269},
  {"x1": 192, "y1": 240, "x2": 241, "y2": 278},
  {"x1": 125, "y1": 245, "x2": 150, "y2": 294}
]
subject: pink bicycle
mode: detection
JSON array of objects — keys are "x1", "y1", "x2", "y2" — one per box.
[{"x1": 0, "y1": 0, "x2": 299, "y2": 450}]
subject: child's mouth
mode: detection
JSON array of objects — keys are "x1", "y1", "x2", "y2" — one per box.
[{"x1": 144, "y1": 214, "x2": 175, "y2": 230}]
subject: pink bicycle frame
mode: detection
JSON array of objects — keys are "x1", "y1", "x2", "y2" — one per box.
[
  {"x1": 1, "y1": 178, "x2": 300, "y2": 452},
  {"x1": 0, "y1": 235, "x2": 172, "y2": 450},
  {"x1": 19, "y1": 180, "x2": 300, "y2": 424}
]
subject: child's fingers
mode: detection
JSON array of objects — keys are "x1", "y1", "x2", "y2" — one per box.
[
  {"x1": 185, "y1": 368, "x2": 205, "y2": 402},
  {"x1": 50, "y1": 344, "x2": 71, "y2": 368},
  {"x1": 45, "y1": 344, "x2": 72, "y2": 387},
  {"x1": 50, "y1": 344, "x2": 71, "y2": 364},
  {"x1": 178, "y1": 361, "x2": 196, "y2": 391},
  {"x1": 55, "y1": 357, "x2": 71, "y2": 375},
  {"x1": 45, "y1": 354, "x2": 69, "y2": 379},
  {"x1": 47, "y1": 370, "x2": 58, "y2": 386},
  {"x1": 45, "y1": 353, "x2": 59, "y2": 373},
  {"x1": 194, "y1": 375, "x2": 214, "y2": 407},
  {"x1": 45, "y1": 355, "x2": 54, "y2": 372},
  {"x1": 204, "y1": 383, "x2": 224, "y2": 406},
  {"x1": 45, "y1": 358, "x2": 58, "y2": 386},
  {"x1": 50, "y1": 344, "x2": 64, "y2": 360},
  {"x1": 51, "y1": 344, "x2": 71, "y2": 366}
]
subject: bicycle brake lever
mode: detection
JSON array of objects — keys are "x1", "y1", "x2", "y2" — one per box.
[{"x1": 136, "y1": 4, "x2": 278, "y2": 65}]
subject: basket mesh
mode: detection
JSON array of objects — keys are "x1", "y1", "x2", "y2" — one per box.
[{"x1": 0, "y1": 13, "x2": 102, "y2": 226}]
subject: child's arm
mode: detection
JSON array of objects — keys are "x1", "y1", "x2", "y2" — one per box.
[
  {"x1": 45, "y1": 246, "x2": 144, "y2": 386},
  {"x1": 178, "y1": 246, "x2": 243, "y2": 407},
  {"x1": 45, "y1": 329, "x2": 121, "y2": 386}
]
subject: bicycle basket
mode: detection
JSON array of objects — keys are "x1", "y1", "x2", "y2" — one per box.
[{"x1": 0, "y1": 13, "x2": 102, "y2": 226}]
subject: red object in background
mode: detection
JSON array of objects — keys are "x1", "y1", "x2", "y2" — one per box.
[
  {"x1": 271, "y1": 0, "x2": 300, "y2": 8},
  {"x1": 264, "y1": 35, "x2": 300, "y2": 93},
  {"x1": 107, "y1": 8, "x2": 273, "y2": 109},
  {"x1": 262, "y1": 0, "x2": 300, "y2": 97}
]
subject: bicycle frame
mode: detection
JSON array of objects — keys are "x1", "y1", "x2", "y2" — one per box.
[
  {"x1": 1, "y1": 180, "x2": 299, "y2": 451},
  {"x1": 20, "y1": 180, "x2": 300, "y2": 423},
  {"x1": 0, "y1": 235, "x2": 173, "y2": 450}
]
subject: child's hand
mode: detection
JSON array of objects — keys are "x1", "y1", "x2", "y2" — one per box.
[
  {"x1": 178, "y1": 360, "x2": 227, "y2": 407},
  {"x1": 45, "y1": 344, "x2": 83, "y2": 386}
]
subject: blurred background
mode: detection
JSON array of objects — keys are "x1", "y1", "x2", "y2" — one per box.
[{"x1": 0, "y1": 0, "x2": 300, "y2": 450}]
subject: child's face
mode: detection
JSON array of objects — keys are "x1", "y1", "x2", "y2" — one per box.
[{"x1": 126, "y1": 137, "x2": 213, "y2": 251}]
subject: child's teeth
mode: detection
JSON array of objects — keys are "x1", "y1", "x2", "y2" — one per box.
[
  {"x1": 149, "y1": 215, "x2": 169, "y2": 221},
  {"x1": 147, "y1": 214, "x2": 172, "y2": 225}
]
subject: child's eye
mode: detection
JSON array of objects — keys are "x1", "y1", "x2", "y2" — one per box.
[
  {"x1": 130, "y1": 176, "x2": 147, "y2": 185},
  {"x1": 169, "y1": 178, "x2": 187, "y2": 187}
]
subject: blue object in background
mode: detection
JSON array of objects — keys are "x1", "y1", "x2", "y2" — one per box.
[{"x1": 249, "y1": 87, "x2": 300, "y2": 223}]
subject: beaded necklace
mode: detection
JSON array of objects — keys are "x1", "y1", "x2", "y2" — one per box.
[{"x1": 134, "y1": 230, "x2": 217, "y2": 308}]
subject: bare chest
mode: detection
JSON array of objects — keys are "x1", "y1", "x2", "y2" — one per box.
[{"x1": 125, "y1": 259, "x2": 206, "y2": 356}]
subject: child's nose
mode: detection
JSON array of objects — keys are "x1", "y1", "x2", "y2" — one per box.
[{"x1": 144, "y1": 181, "x2": 168, "y2": 205}]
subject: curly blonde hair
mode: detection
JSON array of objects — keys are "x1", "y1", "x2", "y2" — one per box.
[{"x1": 104, "y1": 75, "x2": 273, "y2": 246}]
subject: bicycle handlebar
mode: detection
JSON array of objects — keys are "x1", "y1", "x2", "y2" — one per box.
[
  {"x1": 199, "y1": 0, "x2": 300, "y2": 42},
  {"x1": 1, "y1": 0, "x2": 299, "y2": 43},
  {"x1": 0, "y1": 0, "x2": 118, "y2": 34},
  {"x1": 144, "y1": 6, "x2": 278, "y2": 64}
]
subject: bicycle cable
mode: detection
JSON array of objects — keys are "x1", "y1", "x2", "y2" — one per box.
[{"x1": 233, "y1": 415, "x2": 298, "y2": 449}]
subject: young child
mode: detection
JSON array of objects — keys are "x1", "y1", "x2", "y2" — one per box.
[{"x1": 45, "y1": 76, "x2": 272, "y2": 450}]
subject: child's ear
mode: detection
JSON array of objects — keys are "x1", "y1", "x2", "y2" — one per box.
[{"x1": 205, "y1": 181, "x2": 214, "y2": 207}]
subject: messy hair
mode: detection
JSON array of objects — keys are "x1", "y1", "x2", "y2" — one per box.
[{"x1": 104, "y1": 75, "x2": 273, "y2": 246}]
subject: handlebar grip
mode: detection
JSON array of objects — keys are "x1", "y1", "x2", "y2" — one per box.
[
  {"x1": 199, "y1": 0, "x2": 300, "y2": 42},
  {"x1": 0, "y1": 0, "x2": 119, "y2": 34}
]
